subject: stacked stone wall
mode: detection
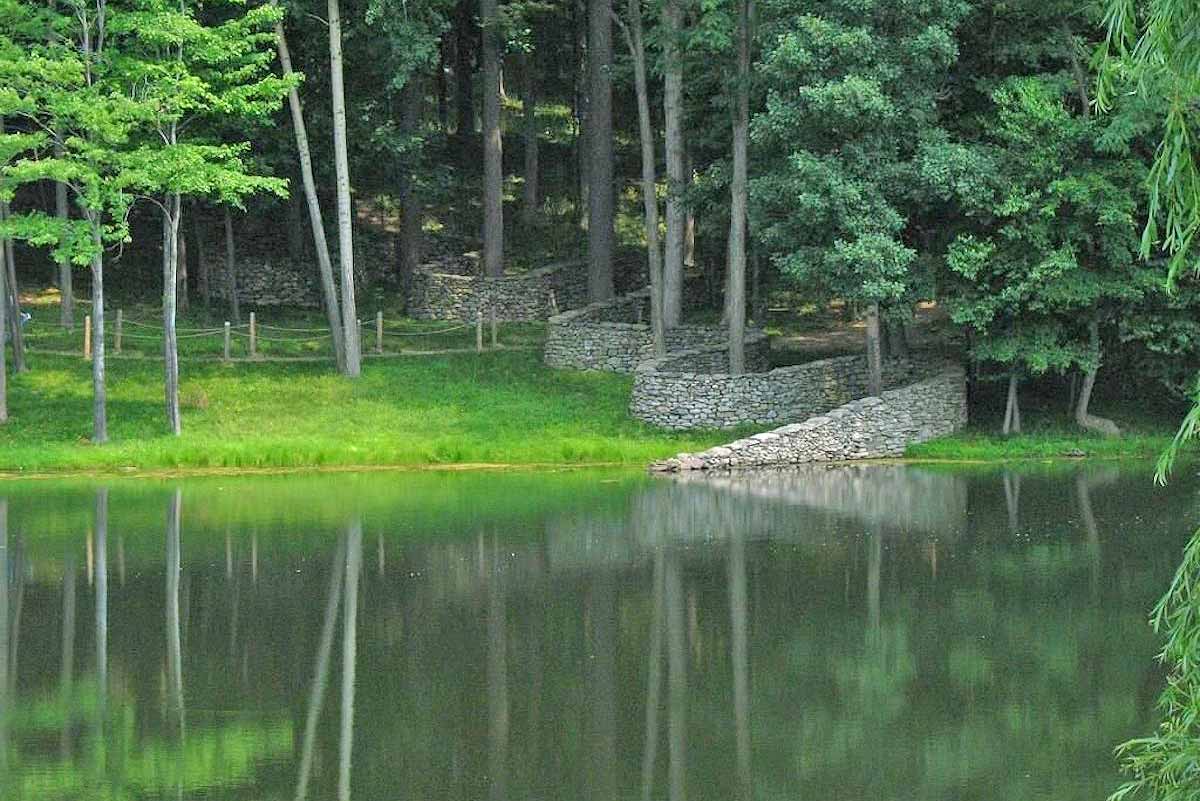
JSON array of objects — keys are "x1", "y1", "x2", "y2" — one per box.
[
  {"x1": 652, "y1": 365, "x2": 967, "y2": 470},
  {"x1": 544, "y1": 290, "x2": 765, "y2": 373},
  {"x1": 405, "y1": 259, "x2": 590, "y2": 321}
]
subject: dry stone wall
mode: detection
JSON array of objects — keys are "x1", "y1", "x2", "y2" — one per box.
[
  {"x1": 405, "y1": 258, "x2": 591, "y2": 321},
  {"x1": 543, "y1": 290, "x2": 766, "y2": 373},
  {"x1": 652, "y1": 365, "x2": 967, "y2": 470}
]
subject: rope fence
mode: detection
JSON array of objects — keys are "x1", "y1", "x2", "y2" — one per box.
[{"x1": 23, "y1": 306, "x2": 528, "y2": 363}]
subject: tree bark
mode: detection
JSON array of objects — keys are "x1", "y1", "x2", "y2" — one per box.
[
  {"x1": 454, "y1": 0, "x2": 475, "y2": 139},
  {"x1": 163, "y1": 194, "x2": 182, "y2": 435},
  {"x1": 55, "y1": 138, "x2": 74, "y2": 329},
  {"x1": 89, "y1": 217, "x2": 107, "y2": 443},
  {"x1": 726, "y1": 0, "x2": 750, "y2": 374},
  {"x1": 662, "y1": 0, "x2": 685, "y2": 328},
  {"x1": 277, "y1": 17, "x2": 345, "y2": 370},
  {"x1": 223, "y1": 208, "x2": 241, "y2": 325},
  {"x1": 481, "y1": 0, "x2": 504, "y2": 277},
  {"x1": 0, "y1": 210, "x2": 7, "y2": 424},
  {"x1": 587, "y1": 0, "x2": 615, "y2": 301},
  {"x1": 574, "y1": 0, "x2": 590, "y2": 226},
  {"x1": 521, "y1": 52, "x2": 540, "y2": 226},
  {"x1": 328, "y1": 0, "x2": 361, "y2": 376},
  {"x1": 1, "y1": 201, "x2": 26, "y2": 373},
  {"x1": 1002, "y1": 371, "x2": 1021, "y2": 435},
  {"x1": 1076, "y1": 316, "x2": 1121, "y2": 436},
  {"x1": 618, "y1": 0, "x2": 665, "y2": 355},
  {"x1": 865, "y1": 301, "x2": 882, "y2": 396}
]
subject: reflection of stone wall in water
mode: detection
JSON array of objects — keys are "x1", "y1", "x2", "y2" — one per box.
[{"x1": 544, "y1": 465, "x2": 968, "y2": 569}]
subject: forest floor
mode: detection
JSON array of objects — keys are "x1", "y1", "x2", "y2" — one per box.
[{"x1": 0, "y1": 290, "x2": 1184, "y2": 473}]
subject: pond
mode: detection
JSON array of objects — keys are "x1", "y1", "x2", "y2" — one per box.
[{"x1": 0, "y1": 463, "x2": 1193, "y2": 800}]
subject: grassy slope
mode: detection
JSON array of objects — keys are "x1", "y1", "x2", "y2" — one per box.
[{"x1": 0, "y1": 349, "x2": 727, "y2": 471}]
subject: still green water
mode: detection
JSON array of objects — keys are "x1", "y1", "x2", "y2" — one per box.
[{"x1": 0, "y1": 463, "x2": 1192, "y2": 800}]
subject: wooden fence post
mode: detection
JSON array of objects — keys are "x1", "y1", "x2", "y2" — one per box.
[
  {"x1": 223, "y1": 321, "x2": 231, "y2": 363},
  {"x1": 114, "y1": 309, "x2": 123, "y2": 354},
  {"x1": 375, "y1": 311, "x2": 383, "y2": 354},
  {"x1": 476, "y1": 310, "x2": 483, "y2": 354},
  {"x1": 490, "y1": 306, "x2": 498, "y2": 349},
  {"x1": 248, "y1": 311, "x2": 256, "y2": 358},
  {"x1": 83, "y1": 314, "x2": 92, "y2": 360}
]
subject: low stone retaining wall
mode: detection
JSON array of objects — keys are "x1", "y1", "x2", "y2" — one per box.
[
  {"x1": 544, "y1": 290, "x2": 766, "y2": 373},
  {"x1": 631, "y1": 353, "x2": 922, "y2": 430},
  {"x1": 405, "y1": 258, "x2": 590, "y2": 321},
  {"x1": 652, "y1": 364, "x2": 967, "y2": 470}
]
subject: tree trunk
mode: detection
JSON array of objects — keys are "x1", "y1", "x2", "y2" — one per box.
[
  {"x1": 193, "y1": 202, "x2": 210, "y2": 307},
  {"x1": 481, "y1": 0, "x2": 504, "y2": 278},
  {"x1": 620, "y1": 0, "x2": 665, "y2": 355},
  {"x1": 437, "y1": 37, "x2": 450, "y2": 131},
  {"x1": 662, "y1": 0, "x2": 685, "y2": 328},
  {"x1": 276, "y1": 19, "x2": 346, "y2": 371},
  {"x1": 1002, "y1": 371, "x2": 1021, "y2": 435},
  {"x1": 726, "y1": 0, "x2": 750, "y2": 374},
  {"x1": 223, "y1": 208, "x2": 241, "y2": 325},
  {"x1": 683, "y1": 147, "x2": 696, "y2": 268},
  {"x1": 586, "y1": 0, "x2": 614, "y2": 301},
  {"x1": 865, "y1": 301, "x2": 882, "y2": 396},
  {"x1": 89, "y1": 218, "x2": 107, "y2": 443},
  {"x1": 329, "y1": 0, "x2": 362, "y2": 376},
  {"x1": 0, "y1": 212, "x2": 6, "y2": 423},
  {"x1": 399, "y1": 77, "x2": 424, "y2": 291},
  {"x1": 2, "y1": 201, "x2": 26, "y2": 373},
  {"x1": 521, "y1": 52, "x2": 540, "y2": 226},
  {"x1": 163, "y1": 195, "x2": 182, "y2": 435},
  {"x1": 454, "y1": 0, "x2": 475, "y2": 139},
  {"x1": 574, "y1": 0, "x2": 590, "y2": 226},
  {"x1": 1076, "y1": 316, "x2": 1121, "y2": 436},
  {"x1": 55, "y1": 138, "x2": 74, "y2": 330}
]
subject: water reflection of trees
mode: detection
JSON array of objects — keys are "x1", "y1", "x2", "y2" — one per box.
[{"x1": 0, "y1": 466, "x2": 1190, "y2": 800}]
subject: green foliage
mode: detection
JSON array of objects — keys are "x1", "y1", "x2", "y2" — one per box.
[{"x1": 749, "y1": 0, "x2": 969, "y2": 305}]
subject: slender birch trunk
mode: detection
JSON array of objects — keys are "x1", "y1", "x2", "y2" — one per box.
[
  {"x1": 276, "y1": 18, "x2": 345, "y2": 370},
  {"x1": 399, "y1": 77, "x2": 424, "y2": 288},
  {"x1": 328, "y1": 0, "x2": 361, "y2": 376},
  {"x1": 163, "y1": 193, "x2": 182, "y2": 435},
  {"x1": 1, "y1": 199, "x2": 26, "y2": 374},
  {"x1": 1075, "y1": 316, "x2": 1121, "y2": 436},
  {"x1": 661, "y1": 0, "x2": 685, "y2": 327},
  {"x1": 88, "y1": 218, "x2": 107, "y2": 443},
  {"x1": 55, "y1": 139, "x2": 74, "y2": 329},
  {"x1": 481, "y1": 0, "x2": 504, "y2": 277},
  {"x1": 520, "y1": 53, "x2": 540, "y2": 225},
  {"x1": 1002, "y1": 371, "x2": 1021, "y2": 435},
  {"x1": 865, "y1": 301, "x2": 882, "y2": 396},
  {"x1": 0, "y1": 213, "x2": 7, "y2": 424}
]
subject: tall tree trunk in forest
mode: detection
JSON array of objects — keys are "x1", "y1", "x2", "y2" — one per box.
[
  {"x1": 726, "y1": 0, "x2": 750, "y2": 374},
  {"x1": 328, "y1": 0, "x2": 362, "y2": 377},
  {"x1": 1076, "y1": 316, "x2": 1121, "y2": 436},
  {"x1": 587, "y1": 0, "x2": 614, "y2": 301},
  {"x1": 276, "y1": 20, "x2": 345, "y2": 371},
  {"x1": 223, "y1": 208, "x2": 241, "y2": 326},
  {"x1": 88, "y1": 217, "x2": 107, "y2": 443},
  {"x1": 865, "y1": 301, "x2": 882, "y2": 396},
  {"x1": 617, "y1": 0, "x2": 665, "y2": 355},
  {"x1": 437, "y1": 37, "x2": 450, "y2": 131},
  {"x1": 683, "y1": 147, "x2": 695, "y2": 268},
  {"x1": 1002, "y1": 371, "x2": 1021, "y2": 435},
  {"x1": 521, "y1": 52, "x2": 540, "y2": 226},
  {"x1": 55, "y1": 139, "x2": 74, "y2": 330},
  {"x1": 399, "y1": 77, "x2": 424, "y2": 292},
  {"x1": 193, "y1": 203, "x2": 210, "y2": 307},
  {"x1": 481, "y1": 0, "x2": 504, "y2": 277},
  {"x1": 662, "y1": 0, "x2": 685, "y2": 328},
  {"x1": 1, "y1": 200, "x2": 26, "y2": 373},
  {"x1": 162, "y1": 193, "x2": 182, "y2": 435},
  {"x1": 574, "y1": 0, "x2": 590, "y2": 226},
  {"x1": 454, "y1": 0, "x2": 475, "y2": 139},
  {"x1": 0, "y1": 217, "x2": 6, "y2": 423}
]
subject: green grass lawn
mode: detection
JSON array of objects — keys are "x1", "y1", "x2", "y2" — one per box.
[{"x1": 0, "y1": 349, "x2": 728, "y2": 472}]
